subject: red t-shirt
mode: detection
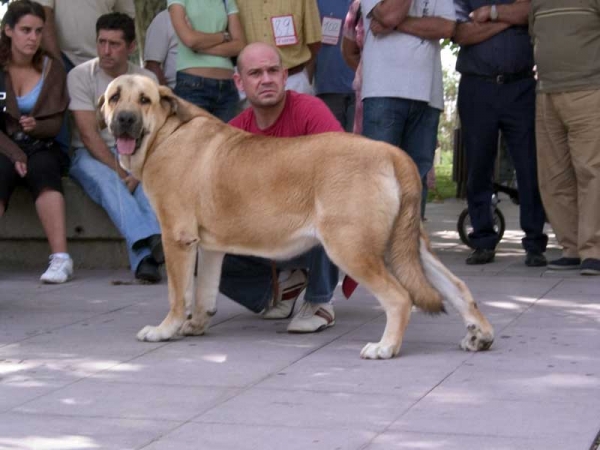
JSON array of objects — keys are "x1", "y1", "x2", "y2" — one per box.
[{"x1": 229, "y1": 90, "x2": 343, "y2": 136}]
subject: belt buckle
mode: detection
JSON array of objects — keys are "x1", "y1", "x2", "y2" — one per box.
[{"x1": 495, "y1": 74, "x2": 505, "y2": 84}]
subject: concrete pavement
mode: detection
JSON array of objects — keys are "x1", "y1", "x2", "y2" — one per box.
[{"x1": 1, "y1": 198, "x2": 599, "y2": 450}]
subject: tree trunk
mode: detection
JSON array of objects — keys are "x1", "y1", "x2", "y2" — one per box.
[{"x1": 134, "y1": 0, "x2": 167, "y2": 60}]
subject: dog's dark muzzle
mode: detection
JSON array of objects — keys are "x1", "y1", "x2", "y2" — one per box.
[{"x1": 111, "y1": 110, "x2": 143, "y2": 138}]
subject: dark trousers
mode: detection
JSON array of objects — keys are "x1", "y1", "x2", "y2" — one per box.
[{"x1": 458, "y1": 76, "x2": 547, "y2": 253}]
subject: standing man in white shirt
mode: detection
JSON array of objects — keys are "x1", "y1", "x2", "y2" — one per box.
[{"x1": 359, "y1": 0, "x2": 455, "y2": 217}]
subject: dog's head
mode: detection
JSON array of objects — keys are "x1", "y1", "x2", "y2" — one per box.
[{"x1": 99, "y1": 74, "x2": 199, "y2": 176}]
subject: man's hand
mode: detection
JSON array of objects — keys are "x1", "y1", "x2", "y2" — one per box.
[
  {"x1": 19, "y1": 115, "x2": 36, "y2": 133},
  {"x1": 470, "y1": 5, "x2": 492, "y2": 22},
  {"x1": 15, "y1": 161, "x2": 27, "y2": 177},
  {"x1": 370, "y1": 18, "x2": 394, "y2": 36},
  {"x1": 123, "y1": 174, "x2": 139, "y2": 194}
]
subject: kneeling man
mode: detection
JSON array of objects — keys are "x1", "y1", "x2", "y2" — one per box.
[{"x1": 220, "y1": 43, "x2": 342, "y2": 333}]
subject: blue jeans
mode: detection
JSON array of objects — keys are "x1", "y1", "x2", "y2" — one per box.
[
  {"x1": 174, "y1": 71, "x2": 239, "y2": 122},
  {"x1": 69, "y1": 148, "x2": 162, "y2": 272},
  {"x1": 219, "y1": 246, "x2": 339, "y2": 313},
  {"x1": 458, "y1": 76, "x2": 547, "y2": 253},
  {"x1": 362, "y1": 97, "x2": 440, "y2": 218}
]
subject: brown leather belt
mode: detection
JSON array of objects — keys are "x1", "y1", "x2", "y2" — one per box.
[{"x1": 287, "y1": 63, "x2": 306, "y2": 76}]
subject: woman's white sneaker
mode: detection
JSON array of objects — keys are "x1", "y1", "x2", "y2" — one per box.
[{"x1": 40, "y1": 255, "x2": 73, "y2": 284}]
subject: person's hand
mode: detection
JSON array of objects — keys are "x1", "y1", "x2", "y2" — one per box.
[
  {"x1": 19, "y1": 115, "x2": 36, "y2": 133},
  {"x1": 123, "y1": 174, "x2": 139, "y2": 194},
  {"x1": 370, "y1": 18, "x2": 394, "y2": 36},
  {"x1": 14, "y1": 160, "x2": 27, "y2": 177},
  {"x1": 469, "y1": 5, "x2": 492, "y2": 23}
]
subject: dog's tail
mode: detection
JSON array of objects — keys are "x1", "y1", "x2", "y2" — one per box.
[{"x1": 388, "y1": 154, "x2": 444, "y2": 314}]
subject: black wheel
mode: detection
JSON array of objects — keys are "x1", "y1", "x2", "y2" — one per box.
[{"x1": 457, "y1": 207, "x2": 506, "y2": 249}]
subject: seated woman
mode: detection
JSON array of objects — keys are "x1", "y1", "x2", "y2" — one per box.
[
  {"x1": 168, "y1": 0, "x2": 246, "y2": 122},
  {"x1": 0, "y1": 0, "x2": 72, "y2": 283}
]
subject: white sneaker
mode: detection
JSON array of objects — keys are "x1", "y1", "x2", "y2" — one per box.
[
  {"x1": 287, "y1": 302, "x2": 335, "y2": 333},
  {"x1": 40, "y1": 255, "x2": 73, "y2": 284},
  {"x1": 263, "y1": 269, "x2": 308, "y2": 320}
]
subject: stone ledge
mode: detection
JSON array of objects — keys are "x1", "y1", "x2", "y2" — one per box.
[{"x1": 0, "y1": 178, "x2": 129, "y2": 269}]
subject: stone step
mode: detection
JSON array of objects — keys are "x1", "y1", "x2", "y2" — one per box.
[{"x1": 0, "y1": 178, "x2": 130, "y2": 269}]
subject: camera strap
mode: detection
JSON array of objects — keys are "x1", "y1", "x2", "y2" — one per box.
[{"x1": 0, "y1": 70, "x2": 7, "y2": 133}]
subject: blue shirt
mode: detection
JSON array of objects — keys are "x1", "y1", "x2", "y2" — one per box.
[
  {"x1": 17, "y1": 58, "x2": 47, "y2": 114},
  {"x1": 454, "y1": 0, "x2": 533, "y2": 76},
  {"x1": 314, "y1": 0, "x2": 355, "y2": 95}
]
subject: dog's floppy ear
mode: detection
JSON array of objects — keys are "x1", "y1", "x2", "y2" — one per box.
[
  {"x1": 159, "y1": 85, "x2": 203, "y2": 123},
  {"x1": 96, "y1": 94, "x2": 107, "y2": 130}
]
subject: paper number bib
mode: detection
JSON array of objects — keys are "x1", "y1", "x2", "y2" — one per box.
[
  {"x1": 271, "y1": 15, "x2": 298, "y2": 46},
  {"x1": 321, "y1": 16, "x2": 342, "y2": 45}
]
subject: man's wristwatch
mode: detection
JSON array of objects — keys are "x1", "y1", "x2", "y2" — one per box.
[
  {"x1": 222, "y1": 31, "x2": 232, "y2": 43},
  {"x1": 490, "y1": 4, "x2": 499, "y2": 21}
]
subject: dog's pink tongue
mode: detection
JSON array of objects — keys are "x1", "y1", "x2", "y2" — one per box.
[{"x1": 116, "y1": 137, "x2": 136, "y2": 155}]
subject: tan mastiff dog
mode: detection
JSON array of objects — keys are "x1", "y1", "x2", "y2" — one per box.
[{"x1": 99, "y1": 74, "x2": 494, "y2": 359}]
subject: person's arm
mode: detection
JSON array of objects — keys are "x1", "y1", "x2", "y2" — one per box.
[
  {"x1": 0, "y1": 131, "x2": 27, "y2": 164},
  {"x1": 367, "y1": 0, "x2": 412, "y2": 29},
  {"x1": 304, "y1": 41, "x2": 321, "y2": 82},
  {"x1": 168, "y1": 4, "x2": 228, "y2": 52},
  {"x1": 396, "y1": 16, "x2": 456, "y2": 40},
  {"x1": 199, "y1": 13, "x2": 246, "y2": 58},
  {"x1": 470, "y1": 0, "x2": 530, "y2": 25},
  {"x1": 453, "y1": 20, "x2": 510, "y2": 46},
  {"x1": 144, "y1": 61, "x2": 168, "y2": 86},
  {"x1": 27, "y1": 59, "x2": 68, "y2": 138},
  {"x1": 342, "y1": 37, "x2": 361, "y2": 71},
  {"x1": 72, "y1": 110, "x2": 130, "y2": 180},
  {"x1": 40, "y1": 6, "x2": 62, "y2": 61},
  {"x1": 454, "y1": 0, "x2": 528, "y2": 45}
]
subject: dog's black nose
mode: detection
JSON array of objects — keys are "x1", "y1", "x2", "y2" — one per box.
[{"x1": 117, "y1": 111, "x2": 136, "y2": 127}]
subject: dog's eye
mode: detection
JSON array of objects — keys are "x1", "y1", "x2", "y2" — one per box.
[
  {"x1": 109, "y1": 93, "x2": 119, "y2": 103},
  {"x1": 140, "y1": 95, "x2": 151, "y2": 105}
]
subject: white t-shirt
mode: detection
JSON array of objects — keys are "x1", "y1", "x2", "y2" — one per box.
[
  {"x1": 143, "y1": 10, "x2": 178, "y2": 89},
  {"x1": 37, "y1": 0, "x2": 136, "y2": 67},
  {"x1": 360, "y1": 0, "x2": 455, "y2": 110},
  {"x1": 68, "y1": 58, "x2": 157, "y2": 148}
]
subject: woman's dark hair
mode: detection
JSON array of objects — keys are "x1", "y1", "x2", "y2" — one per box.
[
  {"x1": 96, "y1": 12, "x2": 136, "y2": 44},
  {"x1": 0, "y1": 0, "x2": 46, "y2": 70}
]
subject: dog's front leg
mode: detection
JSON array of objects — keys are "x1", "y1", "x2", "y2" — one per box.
[
  {"x1": 180, "y1": 249, "x2": 225, "y2": 336},
  {"x1": 137, "y1": 237, "x2": 196, "y2": 342}
]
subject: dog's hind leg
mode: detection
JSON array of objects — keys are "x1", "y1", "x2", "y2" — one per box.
[
  {"x1": 419, "y1": 237, "x2": 494, "y2": 351},
  {"x1": 137, "y1": 236, "x2": 196, "y2": 342},
  {"x1": 180, "y1": 249, "x2": 224, "y2": 336},
  {"x1": 325, "y1": 241, "x2": 412, "y2": 359}
]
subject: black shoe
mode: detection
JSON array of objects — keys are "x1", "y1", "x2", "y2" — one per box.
[
  {"x1": 525, "y1": 251, "x2": 547, "y2": 267},
  {"x1": 548, "y1": 257, "x2": 581, "y2": 270},
  {"x1": 132, "y1": 235, "x2": 164, "y2": 265},
  {"x1": 581, "y1": 258, "x2": 600, "y2": 276},
  {"x1": 147, "y1": 234, "x2": 164, "y2": 264},
  {"x1": 466, "y1": 248, "x2": 495, "y2": 265},
  {"x1": 135, "y1": 256, "x2": 161, "y2": 283}
]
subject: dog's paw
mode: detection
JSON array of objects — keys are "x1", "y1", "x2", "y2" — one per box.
[
  {"x1": 360, "y1": 342, "x2": 398, "y2": 360},
  {"x1": 179, "y1": 319, "x2": 208, "y2": 336},
  {"x1": 136, "y1": 325, "x2": 175, "y2": 342},
  {"x1": 460, "y1": 323, "x2": 494, "y2": 352}
]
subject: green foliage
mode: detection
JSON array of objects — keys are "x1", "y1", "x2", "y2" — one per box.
[{"x1": 427, "y1": 163, "x2": 457, "y2": 202}]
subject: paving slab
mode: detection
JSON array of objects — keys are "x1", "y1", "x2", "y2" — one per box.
[{"x1": 0, "y1": 199, "x2": 599, "y2": 450}]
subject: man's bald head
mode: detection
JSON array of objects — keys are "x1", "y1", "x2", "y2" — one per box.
[
  {"x1": 233, "y1": 42, "x2": 288, "y2": 110},
  {"x1": 236, "y1": 42, "x2": 283, "y2": 74}
]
